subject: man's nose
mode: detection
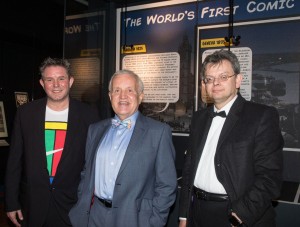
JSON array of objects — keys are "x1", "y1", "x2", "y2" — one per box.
[
  {"x1": 53, "y1": 80, "x2": 60, "y2": 87},
  {"x1": 119, "y1": 90, "x2": 127, "y2": 98},
  {"x1": 213, "y1": 77, "x2": 220, "y2": 85}
]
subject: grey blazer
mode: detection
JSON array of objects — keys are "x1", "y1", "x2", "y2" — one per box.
[{"x1": 69, "y1": 112, "x2": 177, "y2": 227}]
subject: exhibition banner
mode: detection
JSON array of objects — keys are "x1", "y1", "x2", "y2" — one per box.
[{"x1": 116, "y1": 0, "x2": 300, "y2": 151}]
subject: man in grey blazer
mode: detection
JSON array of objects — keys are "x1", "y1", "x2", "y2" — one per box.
[{"x1": 69, "y1": 69, "x2": 177, "y2": 227}]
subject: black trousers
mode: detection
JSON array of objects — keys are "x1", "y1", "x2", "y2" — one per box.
[
  {"x1": 43, "y1": 196, "x2": 71, "y2": 227},
  {"x1": 20, "y1": 195, "x2": 71, "y2": 227},
  {"x1": 190, "y1": 194, "x2": 232, "y2": 227}
]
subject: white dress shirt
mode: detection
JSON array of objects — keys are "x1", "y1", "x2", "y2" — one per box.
[
  {"x1": 194, "y1": 95, "x2": 237, "y2": 194},
  {"x1": 94, "y1": 111, "x2": 139, "y2": 200}
]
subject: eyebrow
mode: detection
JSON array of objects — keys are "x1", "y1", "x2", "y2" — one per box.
[{"x1": 205, "y1": 72, "x2": 231, "y2": 77}]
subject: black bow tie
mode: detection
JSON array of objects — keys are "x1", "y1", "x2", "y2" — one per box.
[{"x1": 211, "y1": 111, "x2": 227, "y2": 118}]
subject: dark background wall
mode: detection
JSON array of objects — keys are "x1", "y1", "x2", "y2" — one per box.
[
  {"x1": 0, "y1": 1, "x2": 65, "y2": 137},
  {"x1": 0, "y1": 0, "x2": 172, "y2": 192},
  {"x1": 0, "y1": 0, "x2": 170, "y2": 140},
  {"x1": 0, "y1": 1, "x2": 65, "y2": 189}
]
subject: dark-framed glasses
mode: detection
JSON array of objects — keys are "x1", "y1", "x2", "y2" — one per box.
[{"x1": 203, "y1": 74, "x2": 236, "y2": 84}]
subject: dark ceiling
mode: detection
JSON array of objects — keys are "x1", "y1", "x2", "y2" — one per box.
[
  {"x1": 63, "y1": 0, "x2": 170, "y2": 14},
  {"x1": 51, "y1": 0, "x2": 170, "y2": 11},
  {"x1": 1, "y1": 0, "x2": 169, "y2": 43}
]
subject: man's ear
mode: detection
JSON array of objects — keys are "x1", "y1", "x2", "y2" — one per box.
[
  {"x1": 138, "y1": 92, "x2": 144, "y2": 104},
  {"x1": 39, "y1": 79, "x2": 45, "y2": 90},
  {"x1": 69, "y1": 76, "x2": 74, "y2": 88},
  {"x1": 235, "y1": 74, "x2": 243, "y2": 89}
]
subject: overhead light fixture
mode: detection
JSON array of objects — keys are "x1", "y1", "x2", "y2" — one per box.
[
  {"x1": 74, "y1": 0, "x2": 88, "y2": 6},
  {"x1": 224, "y1": 35, "x2": 241, "y2": 46}
]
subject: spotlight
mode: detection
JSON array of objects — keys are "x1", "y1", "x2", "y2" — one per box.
[
  {"x1": 224, "y1": 36, "x2": 230, "y2": 46},
  {"x1": 232, "y1": 35, "x2": 241, "y2": 46},
  {"x1": 224, "y1": 35, "x2": 241, "y2": 46}
]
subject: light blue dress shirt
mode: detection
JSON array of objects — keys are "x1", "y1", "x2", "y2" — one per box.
[{"x1": 94, "y1": 111, "x2": 139, "y2": 200}]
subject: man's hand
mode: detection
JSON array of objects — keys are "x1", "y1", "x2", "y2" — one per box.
[
  {"x1": 230, "y1": 212, "x2": 242, "y2": 226},
  {"x1": 7, "y1": 210, "x2": 23, "y2": 227},
  {"x1": 179, "y1": 219, "x2": 187, "y2": 227}
]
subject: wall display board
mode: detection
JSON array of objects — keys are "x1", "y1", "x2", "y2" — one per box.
[
  {"x1": 117, "y1": 0, "x2": 199, "y2": 134},
  {"x1": 117, "y1": 0, "x2": 300, "y2": 182},
  {"x1": 116, "y1": 0, "x2": 300, "y2": 143},
  {"x1": 64, "y1": 12, "x2": 105, "y2": 111},
  {"x1": 197, "y1": 18, "x2": 300, "y2": 151}
]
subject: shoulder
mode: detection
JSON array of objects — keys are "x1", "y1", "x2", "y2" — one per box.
[
  {"x1": 243, "y1": 100, "x2": 279, "y2": 116},
  {"x1": 138, "y1": 114, "x2": 171, "y2": 130},
  {"x1": 70, "y1": 98, "x2": 92, "y2": 110},
  {"x1": 232, "y1": 100, "x2": 280, "y2": 126},
  {"x1": 136, "y1": 114, "x2": 173, "y2": 137},
  {"x1": 69, "y1": 98, "x2": 99, "y2": 121},
  {"x1": 191, "y1": 106, "x2": 212, "y2": 121},
  {"x1": 17, "y1": 98, "x2": 46, "y2": 113},
  {"x1": 230, "y1": 95, "x2": 279, "y2": 119},
  {"x1": 193, "y1": 107, "x2": 210, "y2": 116},
  {"x1": 89, "y1": 118, "x2": 111, "y2": 130}
]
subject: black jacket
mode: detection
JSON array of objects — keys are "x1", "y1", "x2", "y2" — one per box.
[
  {"x1": 5, "y1": 97, "x2": 99, "y2": 226},
  {"x1": 179, "y1": 95, "x2": 283, "y2": 226}
]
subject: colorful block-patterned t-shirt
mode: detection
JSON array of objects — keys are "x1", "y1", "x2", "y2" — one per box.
[{"x1": 45, "y1": 107, "x2": 68, "y2": 184}]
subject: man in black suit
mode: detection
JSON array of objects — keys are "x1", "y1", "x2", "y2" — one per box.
[
  {"x1": 179, "y1": 50, "x2": 283, "y2": 227},
  {"x1": 5, "y1": 57, "x2": 99, "y2": 227}
]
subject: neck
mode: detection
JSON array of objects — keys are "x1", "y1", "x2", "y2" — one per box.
[
  {"x1": 215, "y1": 103, "x2": 225, "y2": 110},
  {"x1": 215, "y1": 93, "x2": 238, "y2": 110},
  {"x1": 47, "y1": 98, "x2": 69, "y2": 111}
]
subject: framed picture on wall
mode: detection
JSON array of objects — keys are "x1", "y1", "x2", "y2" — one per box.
[
  {"x1": 15, "y1": 91, "x2": 29, "y2": 107},
  {"x1": 0, "y1": 101, "x2": 8, "y2": 138}
]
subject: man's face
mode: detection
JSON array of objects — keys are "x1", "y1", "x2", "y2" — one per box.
[
  {"x1": 203, "y1": 60, "x2": 242, "y2": 109},
  {"x1": 109, "y1": 74, "x2": 144, "y2": 120},
  {"x1": 39, "y1": 66, "x2": 74, "y2": 104}
]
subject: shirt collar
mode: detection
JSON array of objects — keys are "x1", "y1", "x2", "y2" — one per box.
[
  {"x1": 113, "y1": 111, "x2": 139, "y2": 129},
  {"x1": 214, "y1": 95, "x2": 238, "y2": 116}
]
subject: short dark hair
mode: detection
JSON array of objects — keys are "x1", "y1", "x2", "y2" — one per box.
[
  {"x1": 39, "y1": 57, "x2": 71, "y2": 78},
  {"x1": 201, "y1": 49, "x2": 240, "y2": 79}
]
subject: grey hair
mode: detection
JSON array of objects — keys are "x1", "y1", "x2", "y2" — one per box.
[
  {"x1": 108, "y1": 69, "x2": 144, "y2": 94},
  {"x1": 200, "y1": 49, "x2": 240, "y2": 79},
  {"x1": 39, "y1": 57, "x2": 71, "y2": 78}
]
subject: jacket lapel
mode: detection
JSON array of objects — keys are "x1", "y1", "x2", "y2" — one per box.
[
  {"x1": 60, "y1": 98, "x2": 78, "y2": 161},
  {"x1": 191, "y1": 108, "x2": 213, "y2": 178},
  {"x1": 217, "y1": 95, "x2": 245, "y2": 149},
  {"x1": 88, "y1": 120, "x2": 111, "y2": 190},
  {"x1": 34, "y1": 98, "x2": 48, "y2": 170},
  {"x1": 116, "y1": 114, "x2": 146, "y2": 178}
]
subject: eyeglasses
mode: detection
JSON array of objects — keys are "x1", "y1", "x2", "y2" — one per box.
[{"x1": 203, "y1": 74, "x2": 236, "y2": 84}]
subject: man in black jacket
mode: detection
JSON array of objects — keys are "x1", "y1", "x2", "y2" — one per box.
[
  {"x1": 179, "y1": 50, "x2": 283, "y2": 227},
  {"x1": 5, "y1": 57, "x2": 99, "y2": 227}
]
